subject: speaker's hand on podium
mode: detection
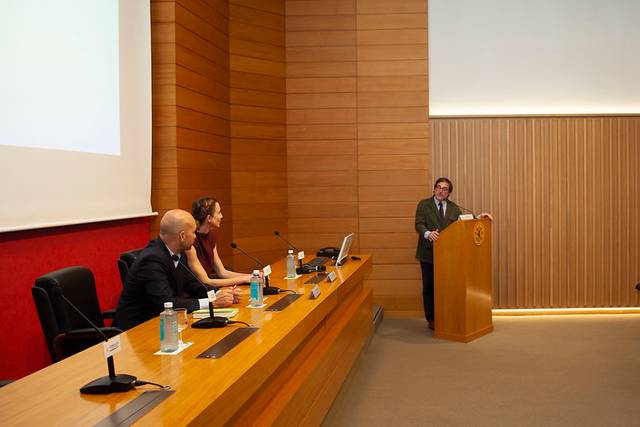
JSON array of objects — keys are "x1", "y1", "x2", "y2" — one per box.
[
  {"x1": 427, "y1": 229, "x2": 440, "y2": 242},
  {"x1": 477, "y1": 212, "x2": 494, "y2": 221}
]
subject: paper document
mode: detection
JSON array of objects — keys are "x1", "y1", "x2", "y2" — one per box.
[{"x1": 192, "y1": 308, "x2": 239, "y2": 319}]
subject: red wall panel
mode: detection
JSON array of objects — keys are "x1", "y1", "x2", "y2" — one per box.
[{"x1": 0, "y1": 218, "x2": 150, "y2": 380}]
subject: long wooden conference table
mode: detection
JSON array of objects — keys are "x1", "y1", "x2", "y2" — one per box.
[{"x1": 0, "y1": 255, "x2": 373, "y2": 426}]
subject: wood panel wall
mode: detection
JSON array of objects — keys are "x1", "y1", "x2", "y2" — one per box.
[
  {"x1": 431, "y1": 116, "x2": 640, "y2": 308},
  {"x1": 285, "y1": 0, "x2": 359, "y2": 258},
  {"x1": 150, "y1": 2, "x2": 639, "y2": 311},
  {"x1": 356, "y1": 0, "x2": 428, "y2": 311},
  {"x1": 152, "y1": 0, "x2": 288, "y2": 269},
  {"x1": 151, "y1": 0, "x2": 180, "y2": 234},
  {"x1": 229, "y1": 0, "x2": 287, "y2": 271},
  {"x1": 285, "y1": 0, "x2": 429, "y2": 311},
  {"x1": 151, "y1": 0, "x2": 232, "y2": 258}
]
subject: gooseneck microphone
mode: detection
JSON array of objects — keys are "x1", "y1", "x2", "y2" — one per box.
[
  {"x1": 51, "y1": 286, "x2": 137, "y2": 394},
  {"x1": 230, "y1": 242, "x2": 282, "y2": 295},
  {"x1": 274, "y1": 230, "x2": 304, "y2": 269},
  {"x1": 456, "y1": 203, "x2": 477, "y2": 217},
  {"x1": 173, "y1": 255, "x2": 229, "y2": 328}
]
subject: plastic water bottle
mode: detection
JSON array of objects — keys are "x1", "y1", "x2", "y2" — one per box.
[
  {"x1": 250, "y1": 270, "x2": 263, "y2": 307},
  {"x1": 286, "y1": 249, "x2": 296, "y2": 278},
  {"x1": 159, "y1": 302, "x2": 178, "y2": 352}
]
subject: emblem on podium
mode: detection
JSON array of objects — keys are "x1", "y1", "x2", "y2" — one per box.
[{"x1": 473, "y1": 222, "x2": 485, "y2": 246}]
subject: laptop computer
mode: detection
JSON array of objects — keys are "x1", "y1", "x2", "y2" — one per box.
[{"x1": 335, "y1": 233, "x2": 354, "y2": 266}]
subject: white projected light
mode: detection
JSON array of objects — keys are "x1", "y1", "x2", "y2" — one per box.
[
  {"x1": 0, "y1": 0, "x2": 153, "y2": 232},
  {"x1": 429, "y1": 0, "x2": 640, "y2": 115},
  {"x1": 1, "y1": 0, "x2": 120, "y2": 155}
]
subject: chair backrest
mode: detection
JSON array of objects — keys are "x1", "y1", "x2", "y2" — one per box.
[
  {"x1": 117, "y1": 248, "x2": 143, "y2": 287},
  {"x1": 32, "y1": 266, "x2": 105, "y2": 361}
]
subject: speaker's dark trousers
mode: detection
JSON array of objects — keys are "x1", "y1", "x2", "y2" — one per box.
[{"x1": 420, "y1": 260, "x2": 434, "y2": 322}]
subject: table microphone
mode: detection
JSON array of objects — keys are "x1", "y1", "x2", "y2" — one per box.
[
  {"x1": 51, "y1": 286, "x2": 137, "y2": 394},
  {"x1": 274, "y1": 230, "x2": 304, "y2": 269},
  {"x1": 173, "y1": 255, "x2": 229, "y2": 328},
  {"x1": 230, "y1": 242, "x2": 282, "y2": 295}
]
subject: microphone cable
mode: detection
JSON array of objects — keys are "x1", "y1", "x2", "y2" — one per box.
[
  {"x1": 226, "y1": 320, "x2": 251, "y2": 327},
  {"x1": 134, "y1": 380, "x2": 171, "y2": 390}
]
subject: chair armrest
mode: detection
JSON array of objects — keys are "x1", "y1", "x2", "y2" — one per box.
[{"x1": 52, "y1": 327, "x2": 123, "y2": 361}]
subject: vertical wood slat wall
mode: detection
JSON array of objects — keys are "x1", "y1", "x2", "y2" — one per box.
[
  {"x1": 431, "y1": 117, "x2": 640, "y2": 308},
  {"x1": 229, "y1": 0, "x2": 288, "y2": 271},
  {"x1": 285, "y1": 0, "x2": 429, "y2": 311}
]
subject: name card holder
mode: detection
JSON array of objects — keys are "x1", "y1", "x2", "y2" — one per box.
[{"x1": 309, "y1": 285, "x2": 321, "y2": 299}]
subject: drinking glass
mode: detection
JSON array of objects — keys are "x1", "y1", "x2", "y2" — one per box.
[{"x1": 174, "y1": 308, "x2": 188, "y2": 345}]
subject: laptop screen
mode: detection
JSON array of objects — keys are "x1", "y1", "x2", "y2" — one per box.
[{"x1": 335, "y1": 233, "x2": 354, "y2": 266}]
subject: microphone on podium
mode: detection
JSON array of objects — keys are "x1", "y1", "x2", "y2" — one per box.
[
  {"x1": 50, "y1": 286, "x2": 137, "y2": 394},
  {"x1": 455, "y1": 203, "x2": 478, "y2": 218},
  {"x1": 456, "y1": 204, "x2": 493, "y2": 221},
  {"x1": 230, "y1": 242, "x2": 282, "y2": 295},
  {"x1": 172, "y1": 255, "x2": 229, "y2": 329}
]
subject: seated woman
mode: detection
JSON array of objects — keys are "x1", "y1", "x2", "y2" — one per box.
[{"x1": 185, "y1": 197, "x2": 252, "y2": 288}]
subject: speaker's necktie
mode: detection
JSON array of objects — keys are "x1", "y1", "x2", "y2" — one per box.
[{"x1": 438, "y1": 202, "x2": 444, "y2": 221}]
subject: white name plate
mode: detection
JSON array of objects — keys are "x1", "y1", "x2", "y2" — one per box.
[
  {"x1": 297, "y1": 251, "x2": 305, "y2": 260},
  {"x1": 459, "y1": 214, "x2": 474, "y2": 221},
  {"x1": 103, "y1": 335, "x2": 121, "y2": 359},
  {"x1": 326, "y1": 271, "x2": 337, "y2": 282},
  {"x1": 207, "y1": 289, "x2": 217, "y2": 303},
  {"x1": 263, "y1": 265, "x2": 272, "y2": 277}
]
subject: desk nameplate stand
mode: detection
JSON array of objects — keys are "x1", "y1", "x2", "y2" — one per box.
[
  {"x1": 94, "y1": 389, "x2": 174, "y2": 427},
  {"x1": 197, "y1": 328, "x2": 258, "y2": 359},
  {"x1": 266, "y1": 293, "x2": 302, "y2": 311}
]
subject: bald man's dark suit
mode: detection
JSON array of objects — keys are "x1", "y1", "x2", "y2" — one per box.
[
  {"x1": 415, "y1": 196, "x2": 461, "y2": 322},
  {"x1": 114, "y1": 237, "x2": 212, "y2": 331}
]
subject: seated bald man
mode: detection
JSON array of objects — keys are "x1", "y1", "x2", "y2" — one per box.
[{"x1": 114, "y1": 209, "x2": 235, "y2": 331}]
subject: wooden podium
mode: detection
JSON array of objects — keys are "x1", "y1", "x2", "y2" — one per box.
[{"x1": 433, "y1": 218, "x2": 493, "y2": 342}]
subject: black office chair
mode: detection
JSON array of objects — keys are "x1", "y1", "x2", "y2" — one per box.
[
  {"x1": 32, "y1": 266, "x2": 122, "y2": 363},
  {"x1": 117, "y1": 248, "x2": 143, "y2": 287}
]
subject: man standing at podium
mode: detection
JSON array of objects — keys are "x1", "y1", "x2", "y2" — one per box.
[{"x1": 415, "y1": 177, "x2": 461, "y2": 330}]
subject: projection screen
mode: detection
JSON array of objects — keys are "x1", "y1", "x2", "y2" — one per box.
[{"x1": 0, "y1": 0, "x2": 153, "y2": 232}]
